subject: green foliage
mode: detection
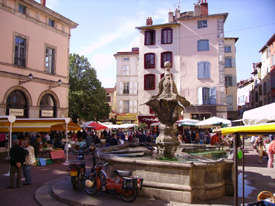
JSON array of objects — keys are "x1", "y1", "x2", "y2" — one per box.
[
  {"x1": 135, "y1": 123, "x2": 147, "y2": 131},
  {"x1": 68, "y1": 53, "x2": 111, "y2": 123}
]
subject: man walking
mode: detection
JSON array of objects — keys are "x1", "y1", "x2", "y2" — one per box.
[
  {"x1": 7, "y1": 139, "x2": 26, "y2": 189},
  {"x1": 23, "y1": 140, "x2": 35, "y2": 185}
]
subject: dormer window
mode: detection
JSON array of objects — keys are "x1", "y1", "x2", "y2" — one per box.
[
  {"x1": 49, "y1": 19, "x2": 55, "y2": 27},
  {"x1": 18, "y1": 4, "x2": 26, "y2": 14}
]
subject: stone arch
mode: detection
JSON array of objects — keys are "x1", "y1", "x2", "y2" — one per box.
[
  {"x1": 3, "y1": 86, "x2": 33, "y2": 106},
  {"x1": 37, "y1": 90, "x2": 60, "y2": 118},
  {"x1": 37, "y1": 90, "x2": 60, "y2": 108}
]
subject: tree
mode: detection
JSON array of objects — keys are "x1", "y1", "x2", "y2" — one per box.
[{"x1": 69, "y1": 53, "x2": 110, "y2": 123}]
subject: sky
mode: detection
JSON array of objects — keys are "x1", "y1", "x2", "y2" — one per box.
[{"x1": 39, "y1": 0, "x2": 275, "y2": 88}]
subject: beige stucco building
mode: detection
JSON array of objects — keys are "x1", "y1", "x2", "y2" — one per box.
[
  {"x1": 0, "y1": 0, "x2": 77, "y2": 118},
  {"x1": 114, "y1": 48, "x2": 139, "y2": 124},
  {"x1": 136, "y1": 1, "x2": 238, "y2": 124}
]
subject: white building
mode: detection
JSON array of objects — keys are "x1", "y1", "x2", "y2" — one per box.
[{"x1": 114, "y1": 48, "x2": 139, "y2": 124}]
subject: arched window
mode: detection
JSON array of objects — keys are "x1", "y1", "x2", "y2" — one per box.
[
  {"x1": 6, "y1": 90, "x2": 28, "y2": 117},
  {"x1": 40, "y1": 94, "x2": 56, "y2": 117}
]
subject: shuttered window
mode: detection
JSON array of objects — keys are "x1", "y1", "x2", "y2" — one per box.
[
  {"x1": 197, "y1": 61, "x2": 210, "y2": 79},
  {"x1": 198, "y1": 40, "x2": 209, "y2": 51},
  {"x1": 144, "y1": 74, "x2": 155, "y2": 90}
]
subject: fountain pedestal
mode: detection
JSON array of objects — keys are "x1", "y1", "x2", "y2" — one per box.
[{"x1": 145, "y1": 61, "x2": 190, "y2": 158}]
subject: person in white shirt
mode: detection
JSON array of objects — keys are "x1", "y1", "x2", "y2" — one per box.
[{"x1": 23, "y1": 140, "x2": 35, "y2": 185}]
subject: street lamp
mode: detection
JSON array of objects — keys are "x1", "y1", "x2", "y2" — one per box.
[
  {"x1": 19, "y1": 73, "x2": 33, "y2": 85},
  {"x1": 49, "y1": 79, "x2": 62, "y2": 89}
]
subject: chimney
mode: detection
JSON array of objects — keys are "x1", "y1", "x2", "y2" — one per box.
[
  {"x1": 40, "y1": 0, "x2": 46, "y2": 6},
  {"x1": 200, "y1": 0, "x2": 208, "y2": 16},
  {"x1": 168, "y1": 11, "x2": 174, "y2": 23},
  {"x1": 194, "y1": 4, "x2": 201, "y2": 16},
  {"x1": 132, "y1": 47, "x2": 139, "y2": 53},
  {"x1": 146, "y1": 17, "x2": 153, "y2": 26},
  {"x1": 175, "y1": 9, "x2": 180, "y2": 19}
]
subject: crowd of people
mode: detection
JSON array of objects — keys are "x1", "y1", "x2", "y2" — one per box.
[{"x1": 251, "y1": 134, "x2": 275, "y2": 168}]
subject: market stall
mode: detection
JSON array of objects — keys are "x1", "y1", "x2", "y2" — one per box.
[
  {"x1": 214, "y1": 123, "x2": 275, "y2": 206},
  {"x1": 0, "y1": 118, "x2": 81, "y2": 164}
]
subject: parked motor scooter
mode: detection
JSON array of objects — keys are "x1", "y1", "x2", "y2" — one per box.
[
  {"x1": 68, "y1": 148, "x2": 89, "y2": 190},
  {"x1": 84, "y1": 163, "x2": 143, "y2": 202}
]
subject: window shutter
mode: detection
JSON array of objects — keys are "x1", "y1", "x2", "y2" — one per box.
[
  {"x1": 205, "y1": 62, "x2": 210, "y2": 78},
  {"x1": 198, "y1": 87, "x2": 203, "y2": 105},
  {"x1": 198, "y1": 62, "x2": 203, "y2": 79},
  {"x1": 129, "y1": 100, "x2": 133, "y2": 113},
  {"x1": 232, "y1": 76, "x2": 237, "y2": 86},
  {"x1": 210, "y1": 87, "x2": 217, "y2": 105},
  {"x1": 134, "y1": 100, "x2": 137, "y2": 113},
  {"x1": 119, "y1": 82, "x2": 123, "y2": 94},
  {"x1": 129, "y1": 82, "x2": 133, "y2": 94},
  {"x1": 119, "y1": 101, "x2": 123, "y2": 113},
  {"x1": 134, "y1": 82, "x2": 138, "y2": 94},
  {"x1": 232, "y1": 58, "x2": 236, "y2": 67}
]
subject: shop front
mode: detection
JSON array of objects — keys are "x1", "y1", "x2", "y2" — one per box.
[{"x1": 116, "y1": 113, "x2": 138, "y2": 124}]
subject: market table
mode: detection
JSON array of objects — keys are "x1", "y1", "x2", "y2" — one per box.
[{"x1": 50, "y1": 150, "x2": 65, "y2": 161}]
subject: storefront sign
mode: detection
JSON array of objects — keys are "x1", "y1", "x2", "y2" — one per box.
[
  {"x1": 41, "y1": 110, "x2": 54, "y2": 117},
  {"x1": 9, "y1": 109, "x2": 24, "y2": 116},
  {"x1": 117, "y1": 113, "x2": 138, "y2": 121}
]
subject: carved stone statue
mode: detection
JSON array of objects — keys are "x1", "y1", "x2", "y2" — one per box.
[{"x1": 145, "y1": 61, "x2": 190, "y2": 158}]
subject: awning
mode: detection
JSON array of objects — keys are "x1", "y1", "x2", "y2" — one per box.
[
  {"x1": 243, "y1": 102, "x2": 275, "y2": 125},
  {"x1": 196, "y1": 116, "x2": 231, "y2": 128},
  {"x1": 0, "y1": 118, "x2": 80, "y2": 132},
  {"x1": 214, "y1": 123, "x2": 275, "y2": 136},
  {"x1": 51, "y1": 122, "x2": 81, "y2": 131}
]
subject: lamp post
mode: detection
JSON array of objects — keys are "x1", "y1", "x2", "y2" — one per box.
[
  {"x1": 19, "y1": 73, "x2": 33, "y2": 85},
  {"x1": 49, "y1": 79, "x2": 62, "y2": 89}
]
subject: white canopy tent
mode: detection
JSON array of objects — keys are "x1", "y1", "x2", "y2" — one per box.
[
  {"x1": 195, "y1": 116, "x2": 231, "y2": 127},
  {"x1": 242, "y1": 102, "x2": 275, "y2": 125},
  {"x1": 102, "y1": 123, "x2": 137, "y2": 129}
]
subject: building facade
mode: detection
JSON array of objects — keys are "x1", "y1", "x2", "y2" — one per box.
[
  {"x1": 136, "y1": 1, "x2": 237, "y2": 125},
  {"x1": 114, "y1": 48, "x2": 139, "y2": 124},
  {"x1": 224, "y1": 37, "x2": 238, "y2": 119},
  {"x1": 0, "y1": 0, "x2": 77, "y2": 118},
  {"x1": 237, "y1": 33, "x2": 275, "y2": 118}
]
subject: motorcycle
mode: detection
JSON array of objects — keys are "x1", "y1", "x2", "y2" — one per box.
[
  {"x1": 84, "y1": 163, "x2": 143, "y2": 202},
  {"x1": 68, "y1": 148, "x2": 89, "y2": 190},
  {"x1": 69, "y1": 160, "x2": 86, "y2": 190}
]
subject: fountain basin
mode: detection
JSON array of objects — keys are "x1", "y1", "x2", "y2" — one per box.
[{"x1": 95, "y1": 143, "x2": 234, "y2": 204}]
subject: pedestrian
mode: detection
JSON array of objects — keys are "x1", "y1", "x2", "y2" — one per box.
[
  {"x1": 210, "y1": 132, "x2": 221, "y2": 145},
  {"x1": 7, "y1": 139, "x2": 26, "y2": 189},
  {"x1": 199, "y1": 129, "x2": 205, "y2": 144},
  {"x1": 267, "y1": 139, "x2": 275, "y2": 168},
  {"x1": 178, "y1": 134, "x2": 184, "y2": 144},
  {"x1": 85, "y1": 131, "x2": 93, "y2": 148},
  {"x1": 23, "y1": 140, "x2": 35, "y2": 185},
  {"x1": 0, "y1": 132, "x2": 6, "y2": 147},
  {"x1": 32, "y1": 136, "x2": 42, "y2": 157},
  {"x1": 254, "y1": 135, "x2": 264, "y2": 163},
  {"x1": 109, "y1": 133, "x2": 118, "y2": 146}
]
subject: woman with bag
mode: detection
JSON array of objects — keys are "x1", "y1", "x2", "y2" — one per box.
[{"x1": 254, "y1": 135, "x2": 264, "y2": 163}]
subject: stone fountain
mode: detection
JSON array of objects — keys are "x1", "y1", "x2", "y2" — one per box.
[
  {"x1": 144, "y1": 61, "x2": 190, "y2": 158},
  {"x1": 95, "y1": 62, "x2": 234, "y2": 203}
]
